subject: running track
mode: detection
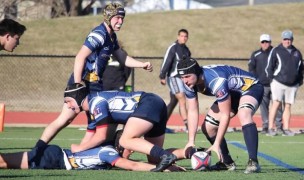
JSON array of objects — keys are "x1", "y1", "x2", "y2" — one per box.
[{"x1": 4, "y1": 112, "x2": 304, "y2": 129}]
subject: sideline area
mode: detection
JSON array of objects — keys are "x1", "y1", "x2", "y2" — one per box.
[{"x1": 3, "y1": 111, "x2": 304, "y2": 130}]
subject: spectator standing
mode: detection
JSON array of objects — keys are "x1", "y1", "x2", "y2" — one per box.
[
  {"x1": 248, "y1": 34, "x2": 283, "y2": 134},
  {"x1": 159, "y1": 29, "x2": 191, "y2": 132},
  {"x1": 0, "y1": 19, "x2": 26, "y2": 52},
  {"x1": 266, "y1": 30, "x2": 303, "y2": 136},
  {"x1": 103, "y1": 41, "x2": 132, "y2": 91}
]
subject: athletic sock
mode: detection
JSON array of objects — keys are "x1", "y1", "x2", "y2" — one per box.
[
  {"x1": 150, "y1": 145, "x2": 170, "y2": 158},
  {"x1": 242, "y1": 122, "x2": 258, "y2": 162},
  {"x1": 207, "y1": 136, "x2": 234, "y2": 164}
]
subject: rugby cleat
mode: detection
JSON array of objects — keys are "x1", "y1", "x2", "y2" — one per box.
[{"x1": 150, "y1": 154, "x2": 177, "y2": 172}]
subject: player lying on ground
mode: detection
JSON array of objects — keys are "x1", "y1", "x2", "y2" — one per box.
[
  {"x1": 0, "y1": 130, "x2": 185, "y2": 171},
  {"x1": 177, "y1": 58, "x2": 263, "y2": 174}
]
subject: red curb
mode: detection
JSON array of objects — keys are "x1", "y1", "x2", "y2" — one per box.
[{"x1": 3, "y1": 112, "x2": 304, "y2": 128}]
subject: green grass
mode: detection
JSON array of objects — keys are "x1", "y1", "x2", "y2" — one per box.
[{"x1": 0, "y1": 127, "x2": 303, "y2": 180}]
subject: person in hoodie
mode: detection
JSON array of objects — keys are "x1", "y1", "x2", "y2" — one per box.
[
  {"x1": 248, "y1": 34, "x2": 283, "y2": 134},
  {"x1": 266, "y1": 30, "x2": 303, "y2": 136}
]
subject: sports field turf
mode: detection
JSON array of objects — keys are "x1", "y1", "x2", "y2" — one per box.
[{"x1": 0, "y1": 127, "x2": 303, "y2": 180}]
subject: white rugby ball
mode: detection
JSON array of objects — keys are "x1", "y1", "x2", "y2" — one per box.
[{"x1": 191, "y1": 151, "x2": 211, "y2": 170}]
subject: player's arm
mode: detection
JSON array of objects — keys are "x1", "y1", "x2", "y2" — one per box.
[
  {"x1": 159, "y1": 47, "x2": 175, "y2": 80},
  {"x1": 208, "y1": 96, "x2": 231, "y2": 160},
  {"x1": 74, "y1": 45, "x2": 92, "y2": 83},
  {"x1": 0, "y1": 152, "x2": 28, "y2": 169},
  {"x1": 185, "y1": 97, "x2": 199, "y2": 148},
  {"x1": 71, "y1": 124, "x2": 108, "y2": 153},
  {"x1": 113, "y1": 49, "x2": 152, "y2": 71}
]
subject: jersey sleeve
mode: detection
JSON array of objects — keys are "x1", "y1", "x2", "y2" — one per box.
[
  {"x1": 98, "y1": 145, "x2": 121, "y2": 166},
  {"x1": 88, "y1": 99, "x2": 111, "y2": 129},
  {"x1": 210, "y1": 77, "x2": 230, "y2": 102},
  {"x1": 184, "y1": 83, "x2": 198, "y2": 99},
  {"x1": 83, "y1": 31, "x2": 105, "y2": 51}
]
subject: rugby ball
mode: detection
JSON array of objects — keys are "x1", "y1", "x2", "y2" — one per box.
[{"x1": 191, "y1": 151, "x2": 211, "y2": 170}]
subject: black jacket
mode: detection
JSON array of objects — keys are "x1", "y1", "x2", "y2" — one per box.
[
  {"x1": 266, "y1": 44, "x2": 303, "y2": 86},
  {"x1": 248, "y1": 46, "x2": 273, "y2": 86},
  {"x1": 159, "y1": 41, "x2": 191, "y2": 79}
]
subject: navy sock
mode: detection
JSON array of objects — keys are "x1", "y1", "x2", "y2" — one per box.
[
  {"x1": 242, "y1": 123, "x2": 258, "y2": 162},
  {"x1": 206, "y1": 136, "x2": 234, "y2": 164},
  {"x1": 150, "y1": 145, "x2": 170, "y2": 159}
]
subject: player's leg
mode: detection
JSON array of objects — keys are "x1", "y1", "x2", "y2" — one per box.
[
  {"x1": 202, "y1": 103, "x2": 236, "y2": 171},
  {"x1": 39, "y1": 103, "x2": 78, "y2": 144},
  {"x1": 0, "y1": 152, "x2": 28, "y2": 169},
  {"x1": 238, "y1": 84, "x2": 263, "y2": 174}
]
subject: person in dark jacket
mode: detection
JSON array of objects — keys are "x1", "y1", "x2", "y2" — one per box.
[
  {"x1": 248, "y1": 34, "x2": 283, "y2": 134},
  {"x1": 103, "y1": 41, "x2": 132, "y2": 91},
  {"x1": 159, "y1": 29, "x2": 191, "y2": 132},
  {"x1": 266, "y1": 30, "x2": 304, "y2": 136}
]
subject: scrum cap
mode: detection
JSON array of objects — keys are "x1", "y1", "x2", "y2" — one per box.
[
  {"x1": 177, "y1": 57, "x2": 202, "y2": 77},
  {"x1": 103, "y1": 3, "x2": 125, "y2": 26},
  {"x1": 64, "y1": 83, "x2": 88, "y2": 108}
]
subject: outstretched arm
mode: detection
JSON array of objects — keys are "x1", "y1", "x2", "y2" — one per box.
[
  {"x1": 71, "y1": 126, "x2": 108, "y2": 153},
  {"x1": 185, "y1": 97, "x2": 199, "y2": 149},
  {"x1": 207, "y1": 97, "x2": 231, "y2": 161}
]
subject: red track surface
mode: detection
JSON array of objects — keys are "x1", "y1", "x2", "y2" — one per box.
[{"x1": 3, "y1": 112, "x2": 304, "y2": 129}]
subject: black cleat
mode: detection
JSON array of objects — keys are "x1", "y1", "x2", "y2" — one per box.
[{"x1": 150, "y1": 154, "x2": 177, "y2": 172}]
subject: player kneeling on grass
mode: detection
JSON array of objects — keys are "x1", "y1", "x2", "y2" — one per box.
[
  {"x1": 177, "y1": 58, "x2": 263, "y2": 174},
  {"x1": 62, "y1": 83, "x2": 178, "y2": 172},
  {"x1": 0, "y1": 129, "x2": 185, "y2": 172}
]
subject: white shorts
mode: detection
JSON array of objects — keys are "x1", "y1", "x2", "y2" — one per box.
[
  {"x1": 270, "y1": 79, "x2": 299, "y2": 104},
  {"x1": 167, "y1": 76, "x2": 185, "y2": 94}
]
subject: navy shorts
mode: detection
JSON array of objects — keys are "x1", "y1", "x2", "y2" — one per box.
[
  {"x1": 130, "y1": 93, "x2": 168, "y2": 137},
  {"x1": 28, "y1": 145, "x2": 66, "y2": 169},
  {"x1": 213, "y1": 83, "x2": 263, "y2": 114}
]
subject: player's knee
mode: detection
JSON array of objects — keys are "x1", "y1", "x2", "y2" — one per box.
[{"x1": 202, "y1": 114, "x2": 219, "y2": 136}]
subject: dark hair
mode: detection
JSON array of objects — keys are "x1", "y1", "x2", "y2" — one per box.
[
  {"x1": 114, "y1": 129, "x2": 124, "y2": 156},
  {"x1": 0, "y1": 19, "x2": 26, "y2": 36},
  {"x1": 178, "y1": 29, "x2": 188, "y2": 35}
]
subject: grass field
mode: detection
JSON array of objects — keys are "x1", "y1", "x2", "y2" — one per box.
[{"x1": 0, "y1": 127, "x2": 303, "y2": 180}]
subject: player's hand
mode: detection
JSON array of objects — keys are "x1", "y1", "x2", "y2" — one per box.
[
  {"x1": 184, "y1": 142, "x2": 195, "y2": 154},
  {"x1": 143, "y1": 62, "x2": 153, "y2": 72},
  {"x1": 71, "y1": 144, "x2": 81, "y2": 153},
  {"x1": 206, "y1": 144, "x2": 222, "y2": 162},
  {"x1": 160, "y1": 79, "x2": 166, "y2": 85}
]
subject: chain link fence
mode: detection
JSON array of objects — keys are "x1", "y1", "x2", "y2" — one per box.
[{"x1": 1, "y1": 54, "x2": 304, "y2": 115}]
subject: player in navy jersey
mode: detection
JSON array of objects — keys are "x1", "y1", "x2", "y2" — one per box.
[
  {"x1": 62, "y1": 83, "x2": 179, "y2": 172},
  {"x1": 35, "y1": 3, "x2": 152, "y2": 149},
  {"x1": 177, "y1": 58, "x2": 263, "y2": 174},
  {"x1": 0, "y1": 130, "x2": 185, "y2": 171}
]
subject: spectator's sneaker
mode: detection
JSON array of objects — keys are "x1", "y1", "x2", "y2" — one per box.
[
  {"x1": 276, "y1": 128, "x2": 284, "y2": 135},
  {"x1": 150, "y1": 154, "x2": 177, "y2": 172},
  {"x1": 209, "y1": 161, "x2": 236, "y2": 171},
  {"x1": 244, "y1": 159, "x2": 261, "y2": 174},
  {"x1": 282, "y1": 129, "x2": 295, "y2": 136},
  {"x1": 266, "y1": 129, "x2": 277, "y2": 136},
  {"x1": 260, "y1": 128, "x2": 268, "y2": 134}
]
